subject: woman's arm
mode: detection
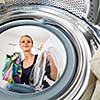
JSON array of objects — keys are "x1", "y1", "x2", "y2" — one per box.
[{"x1": 46, "y1": 51, "x2": 58, "y2": 81}]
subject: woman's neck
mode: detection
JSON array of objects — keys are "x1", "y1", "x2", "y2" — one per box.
[{"x1": 23, "y1": 51, "x2": 34, "y2": 59}]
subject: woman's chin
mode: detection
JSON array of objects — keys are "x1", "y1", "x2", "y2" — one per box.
[{"x1": 23, "y1": 49, "x2": 31, "y2": 52}]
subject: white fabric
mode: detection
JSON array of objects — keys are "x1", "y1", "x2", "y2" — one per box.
[
  {"x1": 29, "y1": 38, "x2": 62, "y2": 90},
  {"x1": 90, "y1": 47, "x2": 100, "y2": 79},
  {"x1": 90, "y1": 46, "x2": 100, "y2": 100},
  {"x1": 91, "y1": 80, "x2": 100, "y2": 100},
  {"x1": 41, "y1": 38, "x2": 64, "y2": 77}
]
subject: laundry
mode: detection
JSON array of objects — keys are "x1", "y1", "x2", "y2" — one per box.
[
  {"x1": 2, "y1": 52, "x2": 22, "y2": 83},
  {"x1": 29, "y1": 38, "x2": 61, "y2": 90},
  {"x1": 90, "y1": 47, "x2": 100, "y2": 100}
]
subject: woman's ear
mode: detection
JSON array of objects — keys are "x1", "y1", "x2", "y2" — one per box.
[{"x1": 32, "y1": 44, "x2": 33, "y2": 48}]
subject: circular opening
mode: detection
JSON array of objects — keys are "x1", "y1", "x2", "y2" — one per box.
[{"x1": 0, "y1": 18, "x2": 77, "y2": 99}]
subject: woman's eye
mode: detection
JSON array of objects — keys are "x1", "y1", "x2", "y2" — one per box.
[
  {"x1": 22, "y1": 41, "x2": 25, "y2": 43},
  {"x1": 27, "y1": 41, "x2": 31, "y2": 43},
  {"x1": 21, "y1": 40, "x2": 31, "y2": 43}
]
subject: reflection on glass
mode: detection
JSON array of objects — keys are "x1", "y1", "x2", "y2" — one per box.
[{"x1": 0, "y1": 26, "x2": 66, "y2": 93}]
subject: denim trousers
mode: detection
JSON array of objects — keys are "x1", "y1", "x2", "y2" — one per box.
[{"x1": 5, "y1": 83, "x2": 36, "y2": 93}]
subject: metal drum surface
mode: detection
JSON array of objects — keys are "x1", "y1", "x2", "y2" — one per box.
[{"x1": 0, "y1": 2, "x2": 100, "y2": 100}]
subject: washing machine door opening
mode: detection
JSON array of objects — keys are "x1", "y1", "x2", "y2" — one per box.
[{"x1": 0, "y1": 5, "x2": 94, "y2": 100}]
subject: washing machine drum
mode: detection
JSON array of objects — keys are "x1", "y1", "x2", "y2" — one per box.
[{"x1": 0, "y1": 4, "x2": 94, "y2": 100}]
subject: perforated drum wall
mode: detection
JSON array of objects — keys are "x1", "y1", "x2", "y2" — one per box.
[{"x1": 3, "y1": 0, "x2": 85, "y2": 17}]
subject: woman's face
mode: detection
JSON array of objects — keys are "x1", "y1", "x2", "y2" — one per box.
[{"x1": 20, "y1": 36, "x2": 33, "y2": 52}]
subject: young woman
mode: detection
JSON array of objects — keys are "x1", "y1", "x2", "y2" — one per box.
[
  {"x1": 19, "y1": 35, "x2": 38, "y2": 85},
  {"x1": 5, "y1": 34, "x2": 58, "y2": 92}
]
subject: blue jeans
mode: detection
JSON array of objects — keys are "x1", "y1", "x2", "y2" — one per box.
[{"x1": 5, "y1": 83, "x2": 36, "y2": 93}]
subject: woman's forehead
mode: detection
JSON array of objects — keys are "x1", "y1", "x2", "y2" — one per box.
[{"x1": 21, "y1": 36, "x2": 31, "y2": 40}]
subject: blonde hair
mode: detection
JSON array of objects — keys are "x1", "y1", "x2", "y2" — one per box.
[{"x1": 19, "y1": 35, "x2": 33, "y2": 45}]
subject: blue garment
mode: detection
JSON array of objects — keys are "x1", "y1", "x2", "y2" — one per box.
[
  {"x1": 21, "y1": 55, "x2": 38, "y2": 85},
  {"x1": 5, "y1": 83, "x2": 36, "y2": 93}
]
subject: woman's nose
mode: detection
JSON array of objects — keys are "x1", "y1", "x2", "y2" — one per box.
[{"x1": 24, "y1": 41, "x2": 28, "y2": 44}]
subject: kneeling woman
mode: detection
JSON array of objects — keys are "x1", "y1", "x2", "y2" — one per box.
[{"x1": 5, "y1": 35, "x2": 58, "y2": 93}]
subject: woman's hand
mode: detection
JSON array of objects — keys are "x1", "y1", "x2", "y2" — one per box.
[{"x1": 45, "y1": 51, "x2": 58, "y2": 81}]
